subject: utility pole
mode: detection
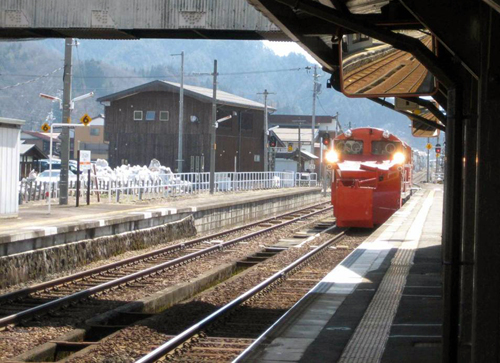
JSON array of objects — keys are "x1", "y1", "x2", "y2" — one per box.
[
  {"x1": 172, "y1": 51, "x2": 185, "y2": 173},
  {"x1": 258, "y1": 89, "x2": 275, "y2": 171},
  {"x1": 60, "y1": 38, "x2": 74, "y2": 205},
  {"x1": 427, "y1": 137, "x2": 430, "y2": 182},
  {"x1": 292, "y1": 120, "x2": 304, "y2": 173},
  {"x1": 436, "y1": 133, "x2": 440, "y2": 174},
  {"x1": 311, "y1": 65, "x2": 319, "y2": 154},
  {"x1": 209, "y1": 60, "x2": 218, "y2": 194},
  {"x1": 298, "y1": 122, "x2": 302, "y2": 172}
]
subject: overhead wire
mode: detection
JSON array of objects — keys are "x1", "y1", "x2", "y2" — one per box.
[
  {"x1": 0, "y1": 66, "x2": 63, "y2": 90},
  {"x1": 0, "y1": 67, "x2": 308, "y2": 80}
]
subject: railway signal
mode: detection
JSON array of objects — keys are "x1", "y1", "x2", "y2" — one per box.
[
  {"x1": 269, "y1": 135, "x2": 277, "y2": 148},
  {"x1": 321, "y1": 132, "x2": 331, "y2": 146},
  {"x1": 435, "y1": 143, "x2": 441, "y2": 154}
]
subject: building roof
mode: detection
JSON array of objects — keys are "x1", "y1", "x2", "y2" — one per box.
[
  {"x1": 90, "y1": 114, "x2": 105, "y2": 126},
  {"x1": 19, "y1": 143, "x2": 48, "y2": 158},
  {"x1": 97, "y1": 80, "x2": 275, "y2": 112},
  {"x1": 21, "y1": 131, "x2": 60, "y2": 142},
  {"x1": 269, "y1": 114, "x2": 336, "y2": 125},
  {"x1": 0, "y1": 117, "x2": 25, "y2": 127}
]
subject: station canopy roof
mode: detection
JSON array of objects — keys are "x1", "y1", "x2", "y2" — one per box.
[{"x1": 97, "y1": 80, "x2": 275, "y2": 112}]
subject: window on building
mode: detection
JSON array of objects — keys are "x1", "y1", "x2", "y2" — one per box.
[
  {"x1": 242, "y1": 113, "x2": 253, "y2": 131},
  {"x1": 90, "y1": 128, "x2": 100, "y2": 136},
  {"x1": 146, "y1": 111, "x2": 156, "y2": 121},
  {"x1": 134, "y1": 111, "x2": 143, "y2": 121},
  {"x1": 159, "y1": 111, "x2": 169, "y2": 121}
]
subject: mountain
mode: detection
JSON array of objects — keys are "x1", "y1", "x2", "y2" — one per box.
[{"x1": 0, "y1": 38, "x2": 432, "y2": 150}]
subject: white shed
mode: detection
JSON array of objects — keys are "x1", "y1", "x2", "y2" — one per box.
[{"x1": 0, "y1": 117, "x2": 25, "y2": 218}]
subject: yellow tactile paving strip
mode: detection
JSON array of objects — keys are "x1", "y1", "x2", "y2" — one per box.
[{"x1": 338, "y1": 190, "x2": 435, "y2": 363}]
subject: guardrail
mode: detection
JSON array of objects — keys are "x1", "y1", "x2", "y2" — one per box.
[{"x1": 19, "y1": 171, "x2": 317, "y2": 204}]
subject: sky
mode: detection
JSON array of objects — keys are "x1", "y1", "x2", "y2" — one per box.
[{"x1": 262, "y1": 41, "x2": 318, "y2": 64}]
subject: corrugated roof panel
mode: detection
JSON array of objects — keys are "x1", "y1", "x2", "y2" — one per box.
[{"x1": 164, "y1": 81, "x2": 272, "y2": 110}]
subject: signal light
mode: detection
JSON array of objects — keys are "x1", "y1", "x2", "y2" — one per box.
[
  {"x1": 393, "y1": 152, "x2": 406, "y2": 164},
  {"x1": 269, "y1": 135, "x2": 277, "y2": 148},
  {"x1": 435, "y1": 143, "x2": 441, "y2": 154},
  {"x1": 321, "y1": 132, "x2": 331, "y2": 146},
  {"x1": 325, "y1": 150, "x2": 339, "y2": 163}
]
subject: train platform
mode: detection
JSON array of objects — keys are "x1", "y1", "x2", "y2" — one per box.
[
  {"x1": 0, "y1": 187, "x2": 323, "y2": 257},
  {"x1": 236, "y1": 184, "x2": 443, "y2": 363}
]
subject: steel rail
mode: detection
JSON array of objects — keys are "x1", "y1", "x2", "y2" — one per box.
[
  {"x1": 0, "y1": 202, "x2": 329, "y2": 306},
  {"x1": 135, "y1": 231, "x2": 345, "y2": 363},
  {"x1": 0, "y1": 205, "x2": 332, "y2": 329}
]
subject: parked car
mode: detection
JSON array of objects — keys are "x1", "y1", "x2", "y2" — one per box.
[{"x1": 36, "y1": 170, "x2": 77, "y2": 183}]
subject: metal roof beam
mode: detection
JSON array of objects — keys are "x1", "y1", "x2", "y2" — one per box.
[
  {"x1": 399, "y1": 0, "x2": 480, "y2": 79},
  {"x1": 401, "y1": 97, "x2": 447, "y2": 124},
  {"x1": 370, "y1": 97, "x2": 446, "y2": 132},
  {"x1": 250, "y1": 0, "x2": 339, "y2": 71}
]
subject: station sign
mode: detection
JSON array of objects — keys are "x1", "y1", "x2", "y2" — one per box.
[
  {"x1": 79, "y1": 150, "x2": 92, "y2": 171},
  {"x1": 80, "y1": 113, "x2": 92, "y2": 126}
]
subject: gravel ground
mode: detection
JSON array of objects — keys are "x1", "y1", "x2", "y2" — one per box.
[
  {"x1": 0, "y1": 208, "x2": 333, "y2": 361},
  {"x1": 0, "y1": 201, "x2": 328, "y2": 296},
  {"x1": 63, "y1": 229, "x2": 370, "y2": 363}
]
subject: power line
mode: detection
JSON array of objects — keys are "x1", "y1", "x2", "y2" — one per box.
[
  {"x1": 0, "y1": 66, "x2": 63, "y2": 90},
  {"x1": 0, "y1": 67, "x2": 307, "y2": 80},
  {"x1": 317, "y1": 95, "x2": 343, "y2": 132}
]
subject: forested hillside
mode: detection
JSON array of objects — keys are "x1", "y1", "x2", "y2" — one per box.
[{"x1": 0, "y1": 38, "x2": 428, "y2": 148}]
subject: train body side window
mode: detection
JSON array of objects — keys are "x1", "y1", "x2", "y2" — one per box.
[
  {"x1": 335, "y1": 140, "x2": 364, "y2": 155},
  {"x1": 372, "y1": 141, "x2": 400, "y2": 156}
]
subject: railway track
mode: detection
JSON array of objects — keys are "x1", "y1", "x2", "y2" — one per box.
[
  {"x1": 134, "y1": 231, "x2": 355, "y2": 363},
  {"x1": 0, "y1": 202, "x2": 331, "y2": 331}
]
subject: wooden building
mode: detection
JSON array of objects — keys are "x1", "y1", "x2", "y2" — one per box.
[
  {"x1": 19, "y1": 143, "x2": 47, "y2": 178},
  {"x1": 97, "y1": 81, "x2": 270, "y2": 172}
]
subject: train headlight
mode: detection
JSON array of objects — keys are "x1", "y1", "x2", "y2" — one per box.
[
  {"x1": 325, "y1": 150, "x2": 339, "y2": 163},
  {"x1": 393, "y1": 152, "x2": 406, "y2": 164}
]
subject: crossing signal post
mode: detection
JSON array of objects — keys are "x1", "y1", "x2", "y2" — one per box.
[{"x1": 321, "y1": 132, "x2": 331, "y2": 146}]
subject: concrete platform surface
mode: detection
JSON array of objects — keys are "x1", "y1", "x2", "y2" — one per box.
[
  {"x1": 0, "y1": 187, "x2": 322, "y2": 245},
  {"x1": 236, "y1": 184, "x2": 443, "y2": 363}
]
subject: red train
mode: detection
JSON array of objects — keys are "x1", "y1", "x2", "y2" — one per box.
[{"x1": 325, "y1": 127, "x2": 412, "y2": 228}]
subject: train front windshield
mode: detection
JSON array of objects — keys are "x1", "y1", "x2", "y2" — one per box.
[
  {"x1": 371, "y1": 141, "x2": 401, "y2": 158},
  {"x1": 335, "y1": 140, "x2": 364, "y2": 155}
]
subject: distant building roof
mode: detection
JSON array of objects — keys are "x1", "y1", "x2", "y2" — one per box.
[
  {"x1": 269, "y1": 114, "x2": 336, "y2": 125},
  {"x1": 90, "y1": 114, "x2": 105, "y2": 126},
  {"x1": 21, "y1": 131, "x2": 60, "y2": 142},
  {"x1": 20, "y1": 143, "x2": 47, "y2": 158},
  {"x1": 97, "y1": 80, "x2": 275, "y2": 112}
]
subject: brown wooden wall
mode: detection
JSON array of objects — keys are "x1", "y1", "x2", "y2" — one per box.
[{"x1": 104, "y1": 90, "x2": 264, "y2": 172}]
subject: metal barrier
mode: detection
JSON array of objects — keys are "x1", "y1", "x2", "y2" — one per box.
[
  {"x1": 295, "y1": 172, "x2": 318, "y2": 187},
  {"x1": 19, "y1": 171, "x2": 317, "y2": 204}
]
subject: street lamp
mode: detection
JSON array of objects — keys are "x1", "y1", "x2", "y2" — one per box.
[{"x1": 39, "y1": 91, "x2": 94, "y2": 205}]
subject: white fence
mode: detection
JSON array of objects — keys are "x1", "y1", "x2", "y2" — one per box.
[{"x1": 19, "y1": 171, "x2": 317, "y2": 204}]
